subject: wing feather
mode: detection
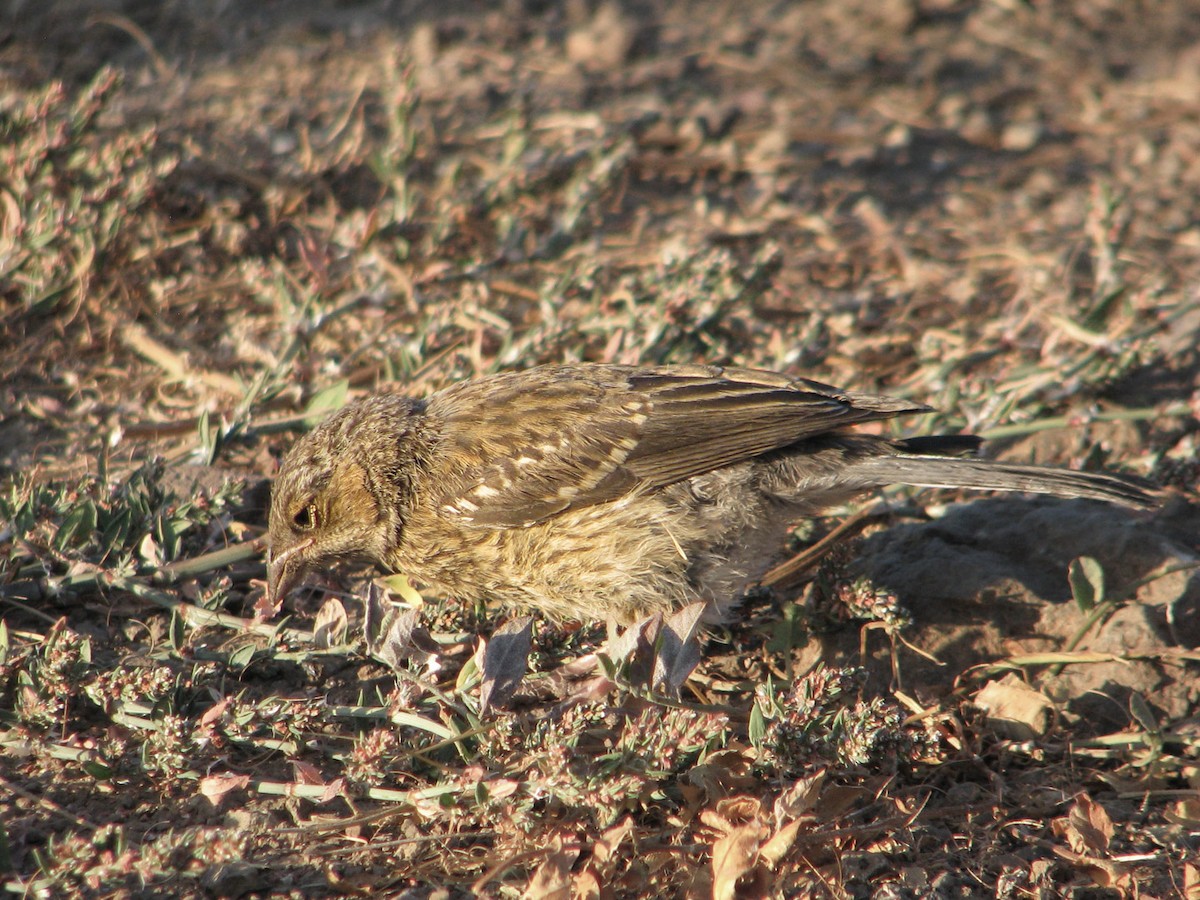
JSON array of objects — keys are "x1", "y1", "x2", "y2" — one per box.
[{"x1": 427, "y1": 364, "x2": 926, "y2": 527}]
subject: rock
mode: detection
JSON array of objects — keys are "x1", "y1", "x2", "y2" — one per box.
[{"x1": 825, "y1": 498, "x2": 1198, "y2": 730}]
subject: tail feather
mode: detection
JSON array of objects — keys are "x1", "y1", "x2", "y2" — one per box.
[{"x1": 850, "y1": 450, "x2": 1155, "y2": 509}]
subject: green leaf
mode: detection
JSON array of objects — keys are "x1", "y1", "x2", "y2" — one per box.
[
  {"x1": 229, "y1": 643, "x2": 257, "y2": 670},
  {"x1": 56, "y1": 499, "x2": 97, "y2": 551},
  {"x1": 455, "y1": 653, "x2": 480, "y2": 695},
  {"x1": 169, "y1": 610, "x2": 185, "y2": 651},
  {"x1": 303, "y1": 379, "x2": 349, "y2": 426},
  {"x1": 390, "y1": 711, "x2": 458, "y2": 741},
  {"x1": 1068, "y1": 556, "x2": 1106, "y2": 613},
  {"x1": 381, "y1": 573, "x2": 424, "y2": 606},
  {"x1": 155, "y1": 517, "x2": 175, "y2": 563},
  {"x1": 1128, "y1": 691, "x2": 1159, "y2": 736},
  {"x1": 748, "y1": 701, "x2": 767, "y2": 748},
  {"x1": 82, "y1": 759, "x2": 113, "y2": 780},
  {"x1": 197, "y1": 410, "x2": 230, "y2": 464},
  {"x1": 100, "y1": 507, "x2": 133, "y2": 553}
]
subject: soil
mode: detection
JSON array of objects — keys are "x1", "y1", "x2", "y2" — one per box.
[{"x1": 2, "y1": 1, "x2": 1198, "y2": 897}]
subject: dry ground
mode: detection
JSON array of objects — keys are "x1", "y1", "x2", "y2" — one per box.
[{"x1": 2, "y1": 1, "x2": 1199, "y2": 897}]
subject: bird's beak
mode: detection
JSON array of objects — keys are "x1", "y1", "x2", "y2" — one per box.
[{"x1": 266, "y1": 539, "x2": 312, "y2": 608}]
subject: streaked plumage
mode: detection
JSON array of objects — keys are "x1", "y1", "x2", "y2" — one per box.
[{"x1": 266, "y1": 364, "x2": 1153, "y2": 622}]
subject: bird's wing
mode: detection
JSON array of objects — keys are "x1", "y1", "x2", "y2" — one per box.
[
  {"x1": 429, "y1": 364, "x2": 928, "y2": 527},
  {"x1": 620, "y1": 365, "x2": 927, "y2": 486}
]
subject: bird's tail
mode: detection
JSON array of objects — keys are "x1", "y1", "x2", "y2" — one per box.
[{"x1": 847, "y1": 436, "x2": 1156, "y2": 509}]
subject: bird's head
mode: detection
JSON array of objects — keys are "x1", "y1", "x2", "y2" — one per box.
[{"x1": 266, "y1": 394, "x2": 419, "y2": 607}]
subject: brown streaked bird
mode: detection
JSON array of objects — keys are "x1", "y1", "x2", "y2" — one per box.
[{"x1": 266, "y1": 364, "x2": 1154, "y2": 624}]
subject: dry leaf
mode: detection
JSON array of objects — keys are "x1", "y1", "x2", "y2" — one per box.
[
  {"x1": 1048, "y1": 843, "x2": 1123, "y2": 888},
  {"x1": 485, "y1": 778, "x2": 520, "y2": 801},
  {"x1": 1184, "y1": 862, "x2": 1200, "y2": 900},
  {"x1": 1057, "y1": 792, "x2": 1114, "y2": 855},
  {"x1": 523, "y1": 835, "x2": 578, "y2": 900},
  {"x1": 292, "y1": 760, "x2": 325, "y2": 785},
  {"x1": 479, "y1": 616, "x2": 533, "y2": 714},
  {"x1": 1166, "y1": 797, "x2": 1200, "y2": 828},
  {"x1": 199, "y1": 696, "x2": 232, "y2": 728},
  {"x1": 974, "y1": 676, "x2": 1054, "y2": 739},
  {"x1": 571, "y1": 816, "x2": 636, "y2": 899},
  {"x1": 253, "y1": 580, "x2": 282, "y2": 620},
  {"x1": 138, "y1": 531, "x2": 160, "y2": 565},
  {"x1": 773, "y1": 769, "x2": 826, "y2": 826},
  {"x1": 711, "y1": 823, "x2": 763, "y2": 900},
  {"x1": 318, "y1": 777, "x2": 347, "y2": 804},
  {"x1": 199, "y1": 773, "x2": 250, "y2": 809},
  {"x1": 571, "y1": 869, "x2": 601, "y2": 900},
  {"x1": 312, "y1": 597, "x2": 348, "y2": 648},
  {"x1": 687, "y1": 746, "x2": 759, "y2": 800},
  {"x1": 758, "y1": 819, "x2": 803, "y2": 869},
  {"x1": 593, "y1": 816, "x2": 634, "y2": 865},
  {"x1": 712, "y1": 795, "x2": 765, "y2": 827},
  {"x1": 603, "y1": 613, "x2": 662, "y2": 686},
  {"x1": 565, "y1": 2, "x2": 635, "y2": 70},
  {"x1": 364, "y1": 584, "x2": 440, "y2": 670},
  {"x1": 652, "y1": 601, "x2": 706, "y2": 695}
]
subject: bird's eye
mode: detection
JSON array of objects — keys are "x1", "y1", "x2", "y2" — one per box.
[{"x1": 293, "y1": 504, "x2": 318, "y2": 531}]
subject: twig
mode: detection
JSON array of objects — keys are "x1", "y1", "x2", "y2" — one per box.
[
  {"x1": 106, "y1": 575, "x2": 311, "y2": 643},
  {"x1": 761, "y1": 506, "x2": 889, "y2": 591},
  {"x1": 121, "y1": 322, "x2": 244, "y2": 397},
  {"x1": 250, "y1": 779, "x2": 460, "y2": 805},
  {"x1": 157, "y1": 539, "x2": 264, "y2": 581}
]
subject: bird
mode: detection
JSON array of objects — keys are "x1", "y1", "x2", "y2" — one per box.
[{"x1": 265, "y1": 363, "x2": 1154, "y2": 624}]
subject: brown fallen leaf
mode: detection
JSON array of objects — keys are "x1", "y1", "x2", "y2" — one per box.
[
  {"x1": 363, "y1": 583, "x2": 440, "y2": 670},
  {"x1": 758, "y1": 818, "x2": 804, "y2": 869},
  {"x1": 773, "y1": 769, "x2": 826, "y2": 827},
  {"x1": 199, "y1": 773, "x2": 250, "y2": 809},
  {"x1": 712, "y1": 822, "x2": 765, "y2": 900},
  {"x1": 522, "y1": 834, "x2": 578, "y2": 900},
  {"x1": 602, "y1": 612, "x2": 662, "y2": 686},
  {"x1": 973, "y1": 675, "x2": 1055, "y2": 740},
  {"x1": 1054, "y1": 792, "x2": 1114, "y2": 855},
  {"x1": 652, "y1": 600, "x2": 706, "y2": 695},
  {"x1": 478, "y1": 616, "x2": 533, "y2": 714},
  {"x1": 1184, "y1": 862, "x2": 1199, "y2": 900},
  {"x1": 312, "y1": 596, "x2": 348, "y2": 648}
]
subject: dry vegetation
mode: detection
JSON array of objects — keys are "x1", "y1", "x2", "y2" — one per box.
[{"x1": 2, "y1": 1, "x2": 1200, "y2": 897}]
